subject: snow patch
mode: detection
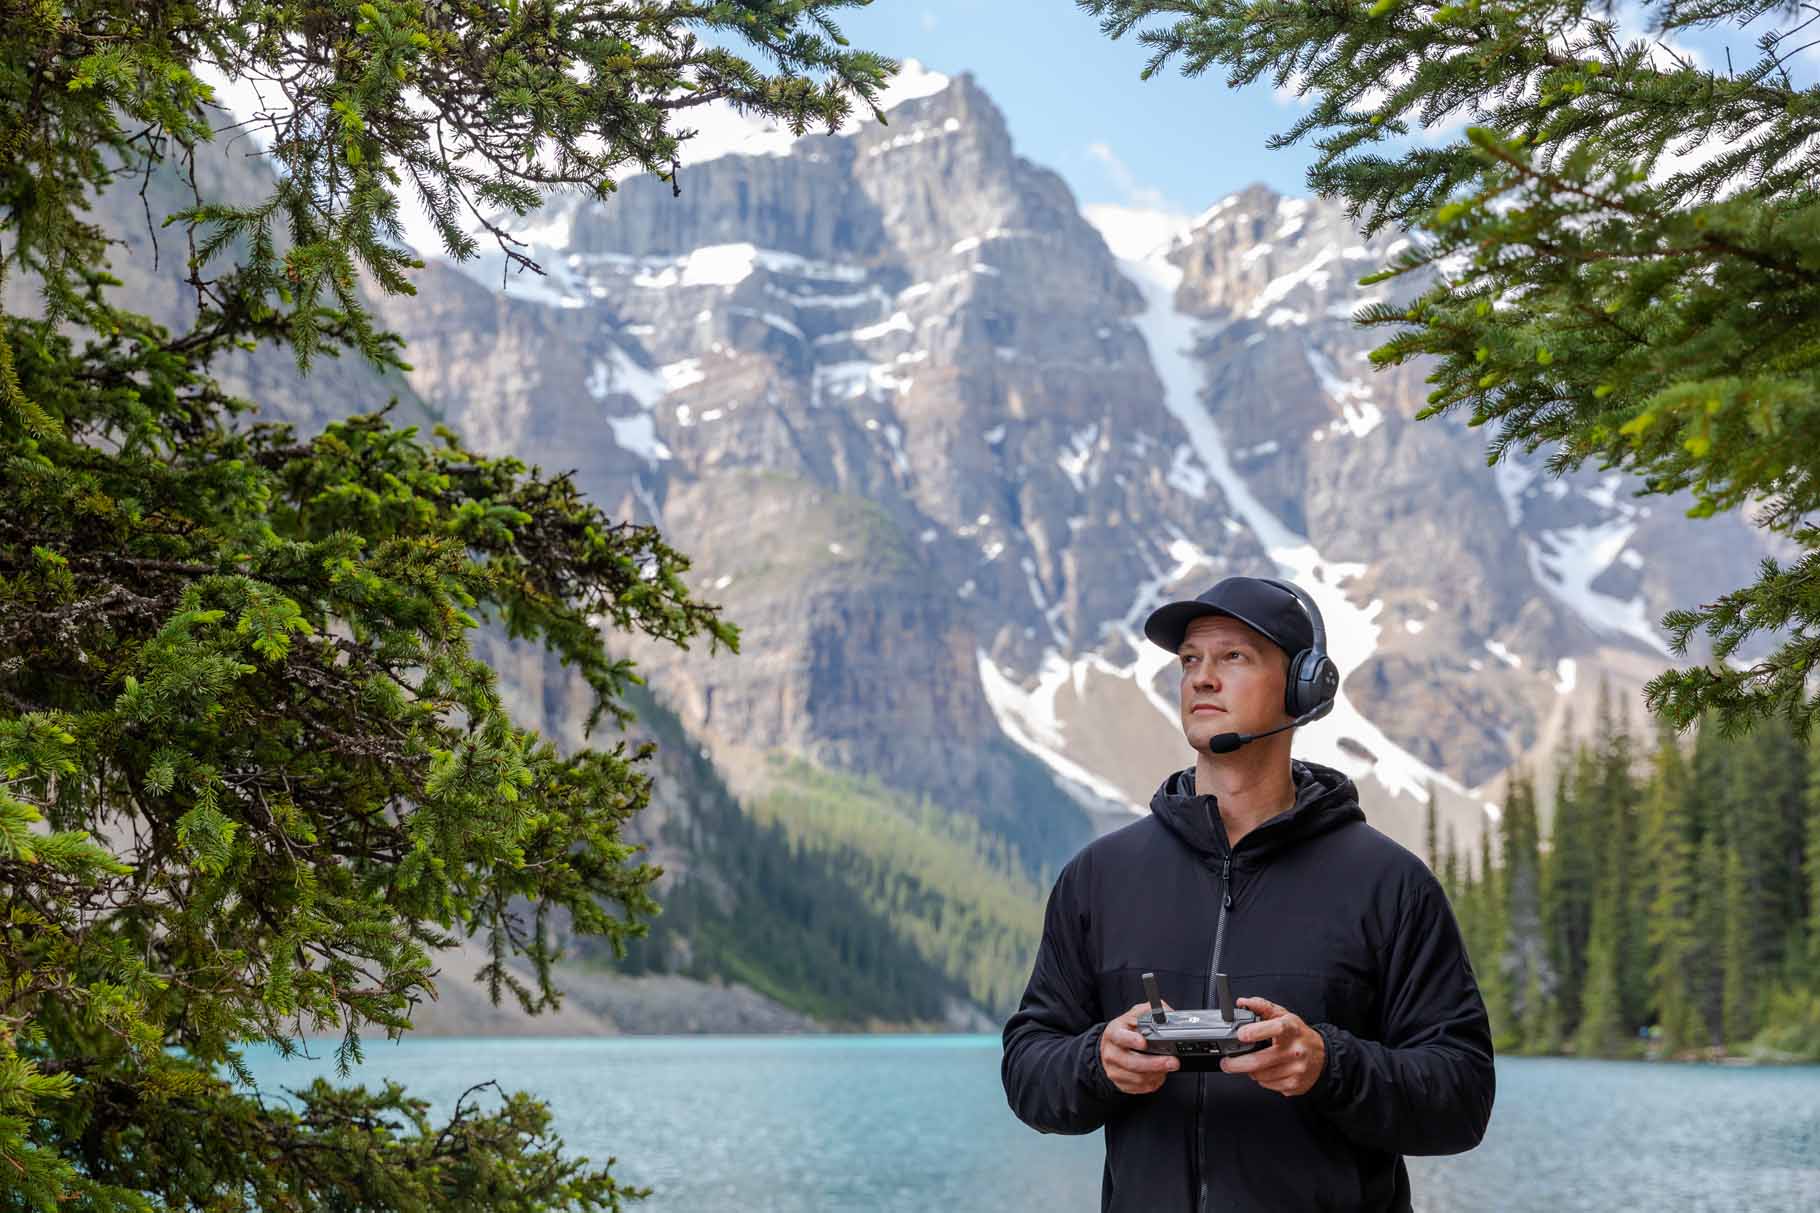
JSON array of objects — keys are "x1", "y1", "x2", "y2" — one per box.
[
  {"x1": 1253, "y1": 248, "x2": 1336, "y2": 315},
  {"x1": 1554, "y1": 658, "x2": 1578, "y2": 694},
  {"x1": 606, "y1": 414, "x2": 672, "y2": 464},
  {"x1": 616, "y1": 243, "x2": 869, "y2": 290},
  {"x1": 586, "y1": 347, "x2": 667, "y2": 408},
  {"x1": 978, "y1": 651, "x2": 1143, "y2": 811},
  {"x1": 1058, "y1": 424, "x2": 1100, "y2": 492},
  {"x1": 1583, "y1": 474, "x2": 1623, "y2": 510},
  {"x1": 728, "y1": 307, "x2": 805, "y2": 341},
  {"x1": 812, "y1": 360, "x2": 910, "y2": 405},
  {"x1": 1524, "y1": 521, "x2": 1669, "y2": 655},
  {"x1": 867, "y1": 117, "x2": 964, "y2": 157},
  {"x1": 1485, "y1": 640, "x2": 1523, "y2": 668},
  {"x1": 1305, "y1": 345, "x2": 1385, "y2": 438},
  {"x1": 883, "y1": 423, "x2": 910, "y2": 477},
  {"x1": 1492, "y1": 458, "x2": 1539, "y2": 528},
  {"x1": 1167, "y1": 446, "x2": 1210, "y2": 498},
  {"x1": 1274, "y1": 197, "x2": 1310, "y2": 241},
  {"x1": 653, "y1": 360, "x2": 704, "y2": 393},
  {"x1": 852, "y1": 311, "x2": 914, "y2": 341}
]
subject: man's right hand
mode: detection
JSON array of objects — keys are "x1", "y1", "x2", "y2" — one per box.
[{"x1": 1100, "y1": 1000, "x2": 1181, "y2": 1094}]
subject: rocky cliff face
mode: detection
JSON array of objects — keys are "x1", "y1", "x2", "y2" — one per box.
[{"x1": 375, "y1": 65, "x2": 1772, "y2": 866}]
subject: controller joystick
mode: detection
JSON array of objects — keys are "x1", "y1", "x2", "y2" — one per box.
[{"x1": 1134, "y1": 970, "x2": 1270, "y2": 1069}]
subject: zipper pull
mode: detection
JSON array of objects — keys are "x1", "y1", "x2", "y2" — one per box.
[{"x1": 1221, "y1": 857, "x2": 1233, "y2": 909}]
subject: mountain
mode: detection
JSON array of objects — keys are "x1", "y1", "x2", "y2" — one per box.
[
  {"x1": 33, "y1": 62, "x2": 1777, "y2": 1033},
  {"x1": 382, "y1": 63, "x2": 1769, "y2": 844}
]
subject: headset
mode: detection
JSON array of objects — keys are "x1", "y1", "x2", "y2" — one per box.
[{"x1": 1202, "y1": 578, "x2": 1340, "y2": 755}]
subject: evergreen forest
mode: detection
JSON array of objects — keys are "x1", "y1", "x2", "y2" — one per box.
[{"x1": 1441, "y1": 686, "x2": 1820, "y2": 1061}]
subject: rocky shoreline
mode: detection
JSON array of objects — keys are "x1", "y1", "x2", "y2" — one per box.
[{"x1": 397, "y1": 942, "x2": 996, "y2": 1037}]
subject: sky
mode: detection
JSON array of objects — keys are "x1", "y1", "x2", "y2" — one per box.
[
  {"x1": 819, "y1": 1, "x2": 1319, "y2": 223},
  {"x1": 794, "y1": 1, "x2": 1812, "y2": 241}
]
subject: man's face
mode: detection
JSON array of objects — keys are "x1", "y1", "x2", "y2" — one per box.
[{"x1": 1177, "y1": 614, "x2": 1291, "y2": 750}]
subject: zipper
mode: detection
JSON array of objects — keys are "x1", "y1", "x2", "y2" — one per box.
[
  {"x1": 1208, "y1": 856, "x2": 1233, "y2": 1000},
  {"x1": 1197, "y1": 853, "x2": 1233, "y2": 1213}
]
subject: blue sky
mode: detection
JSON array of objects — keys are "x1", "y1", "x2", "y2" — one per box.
[
  {"x1": 822, "y1": 1, "x2": 1805, "y2": 230},
  {"x1": 832, "y1": 1, "x2": 1319, "y2": 218}
]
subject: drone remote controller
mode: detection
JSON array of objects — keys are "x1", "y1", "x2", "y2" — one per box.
[{"x1": 1134, "y1": 971, "x2": 1269, "y2": 1069}]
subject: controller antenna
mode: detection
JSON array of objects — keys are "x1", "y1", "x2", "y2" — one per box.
[{"x1": 1141, "y1": 971, "x2": 1168, "y2": 1025}]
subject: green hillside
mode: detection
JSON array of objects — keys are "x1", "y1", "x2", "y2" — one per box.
[
  {"x1": 605, "y1": 689, "x2": 973, "y2": 1027},
  {"x1": 749, "y1": 758, "x2": 1050, "y2": 1018}
]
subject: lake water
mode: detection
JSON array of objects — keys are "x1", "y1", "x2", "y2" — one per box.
[{"x1": 239, "y1": 1036, "x2": 1820, "y2": 1211}]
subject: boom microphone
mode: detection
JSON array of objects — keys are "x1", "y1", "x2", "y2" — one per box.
[{"x1": 1202, "y1": 704, "x2": 1328, "y2": 755}]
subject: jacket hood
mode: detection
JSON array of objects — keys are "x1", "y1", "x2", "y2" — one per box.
[{"x1": 1148, "y1": 759, "x2": 1364, "y2": 862}]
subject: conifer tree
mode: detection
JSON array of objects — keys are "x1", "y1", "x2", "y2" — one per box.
[
  {"x1": 1441, "y1": 821, "x2": 1461, "y2": 904},
  {"x1": 1545, "y1": 740, "x2": 1600, "y2": 1033},
  {"x1": 1808, "y1": 733, "x2": 1820, "y2": 982},
  {"x1": 1592, "y1": 684, "x2": 1648, "y2": 1031},
  {"x1": 1, "y1": 1, "x2": 892, "y2": 1206},
  {"x1": 1082, "y1": 0, "x2": 1820, "y2": 735},
  {"x1": 1498, "y1": 773, "x2": 1548, "y2": 1052},
  {"x1": 1643, "y1": 722, "x2": 1700, "y2": 1053},
  {"x1": 1690, "y1": 832, "x2": 1729, "y2": 1050},
  {"x1": 1473, "y1": 821, "x2": 1509, "y2": 1042},
  {"x1": 1722, "y1": 842, "x2": 1756, "y2": 1046},
  {"x1": 1724, "y1": 719, "x2": 1809, "y2": 988},
  {"x1": 1519, "y1": 955, "x2": 1559, "y2": 1056},
  {"x1": 1575, "y1": 882, "x2": 1627, "y2": 1057}
]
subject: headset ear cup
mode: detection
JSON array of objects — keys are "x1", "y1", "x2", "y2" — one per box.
[
  {"x1": 1285, "y1": 652, "x2": 1339, "y2": 718},
  {"x1": 1285, "y1": 650, "x2": 1313, "y2": 717},
  {"x1": 1311, "y1": 656, "x2": 1339, "y2": 714}
]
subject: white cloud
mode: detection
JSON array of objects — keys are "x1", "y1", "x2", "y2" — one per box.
[
  {"x1": 1087, "y1": 141, "x2": 1173, "y2": 211},
  {"x1": 1082, "y1": 142, "x2": 1193, "y2": 258},
  {"x1": 1083, "y1": 203, "x2": 1191, "y2": 261}
]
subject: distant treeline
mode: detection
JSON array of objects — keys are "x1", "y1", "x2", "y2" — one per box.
[
  {"x1": 744, "y1": 759, "x2": 1049, "y2": 1019},
  {"x1": 607, "y1": 694, "x2": 970, "y2": 1027},
  {"x1": 1440, "y1": 686, "x2": 1820, "y2": 1061}
]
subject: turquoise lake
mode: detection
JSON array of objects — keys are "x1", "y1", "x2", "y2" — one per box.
[{"x1": 239, "y1": 1036, "x2": 1820, "y2": 1210}]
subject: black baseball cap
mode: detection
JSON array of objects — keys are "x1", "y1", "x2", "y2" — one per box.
[{"x1": 1143, "y1": 576, "x2": 1316, "y2": 658}]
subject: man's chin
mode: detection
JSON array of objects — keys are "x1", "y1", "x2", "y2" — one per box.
[{"x1": 1182, "y1": 716, "x2": 1232, "y2": 748}]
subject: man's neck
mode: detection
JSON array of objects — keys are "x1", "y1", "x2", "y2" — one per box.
[{"x1": 1193, "y1": 740, "x2": 1298, "y2": 850}]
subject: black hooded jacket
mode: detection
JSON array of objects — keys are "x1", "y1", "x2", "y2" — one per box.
[{"x1": 1001, "y1": 761, "x2": 1494, "y2": 1212}]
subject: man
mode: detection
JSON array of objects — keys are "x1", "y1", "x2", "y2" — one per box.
[{"x1": 1001, "y1": 575, "x2": 1494, "y2": 1212}]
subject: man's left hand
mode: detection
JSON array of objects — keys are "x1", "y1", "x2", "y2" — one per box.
[{"x1": 1218, "y1": 997, "x2": 1325, "y2": 1096}]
